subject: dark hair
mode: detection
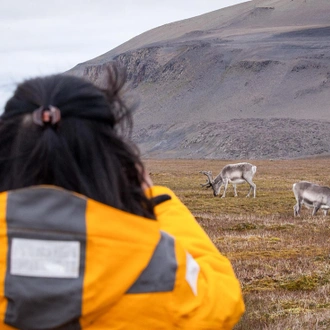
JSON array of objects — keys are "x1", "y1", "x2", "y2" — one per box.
[{"x1": 0, "y1": 65, "x2": 155, "y2": 219}]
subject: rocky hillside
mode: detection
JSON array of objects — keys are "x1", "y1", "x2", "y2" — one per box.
[{"x1": 68, "y1": 0, "x2": 330, "y2": 159}]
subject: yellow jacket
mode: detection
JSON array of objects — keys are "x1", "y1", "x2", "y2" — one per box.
[{"x1": 0, "y1": 185, "x2": 244, "y2": 329}]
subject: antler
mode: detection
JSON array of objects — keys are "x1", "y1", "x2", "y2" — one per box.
[{"x1": 200, "y1": 171, "x2": 213, "y2": 188}]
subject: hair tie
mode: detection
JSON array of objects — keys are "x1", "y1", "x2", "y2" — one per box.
[{"x1": 32, "y1": 106, "x2": 61, "y2": 126}]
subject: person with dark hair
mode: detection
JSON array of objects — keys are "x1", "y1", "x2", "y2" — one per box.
[{"x1": 0, "y1": 65, "x2": 244, "y2": 329}]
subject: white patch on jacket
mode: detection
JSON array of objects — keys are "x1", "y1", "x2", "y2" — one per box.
[{"x1": 185, "y1": 252, "x2": 200, "y2": 296}]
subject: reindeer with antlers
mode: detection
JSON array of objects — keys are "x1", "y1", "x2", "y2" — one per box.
[{"x1": 200, "y1": 162, "x2": 257, "y2": 198}]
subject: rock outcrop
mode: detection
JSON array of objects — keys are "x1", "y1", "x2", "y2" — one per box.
[{"x1": 68, "y1": 0, "x2": 330, "y2": 159}]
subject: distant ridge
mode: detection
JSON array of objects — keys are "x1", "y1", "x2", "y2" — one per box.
[{"x1": 69, "y1": 0, "x2": 330, "y2": 159}]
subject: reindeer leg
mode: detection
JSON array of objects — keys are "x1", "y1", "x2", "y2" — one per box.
[
  {"x1": 312, "y1": 202, "x2": 321, "y2": 216},
  {"x1": 245, "y1": 178, "x2": 256, "y2": 198},
  {"x1": 293, "y1": 202, "x2": 301, "y2": 217},
  {"x1": 221, "y1": 180, "x2": 229, "y2": 198},
  {"x1": 233, "y1": 184, "x2": 238, "y2": 197},
  {"x1": 218, "y1": 184, "x2": 223, "y2": 196}
]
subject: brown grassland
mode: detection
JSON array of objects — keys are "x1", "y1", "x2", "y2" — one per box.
[{"x1": 144, "y1": 157, "x2": 330, "y2": 330}]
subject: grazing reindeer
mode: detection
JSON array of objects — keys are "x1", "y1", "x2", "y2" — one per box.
[
  {"x1": 293, "y1": 181, "x2": 330, "y2": 216},
  {"x1": 200, "y1": 162, "x2": 257, "y2": 198}
]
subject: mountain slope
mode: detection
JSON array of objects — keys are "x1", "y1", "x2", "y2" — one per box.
[{"x1": 68, "y1": 0, "x2": 330, "y2": 159}]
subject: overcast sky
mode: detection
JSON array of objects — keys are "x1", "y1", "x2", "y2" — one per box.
[{"x1": 0, "y1": 0, "x2": 247, "y2": 109}]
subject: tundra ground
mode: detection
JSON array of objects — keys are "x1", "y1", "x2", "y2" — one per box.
[{"x1": 144, "y1": 157, "x2": 330, "y2": 330}]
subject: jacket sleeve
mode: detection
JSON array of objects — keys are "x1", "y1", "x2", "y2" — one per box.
[{"x1": 146, "y1": 185, "x2": 245, "y2": 329}]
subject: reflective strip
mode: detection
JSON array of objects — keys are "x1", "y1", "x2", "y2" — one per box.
[
  {"x1": 5, "y1": 187, "x2": 86, "y2": 329},
  {"x1": 185, "y1": 252, "x2": 200, "y2": 296},
  {"x1": 127, "y1": 231, "x2": 177, "y2": 293},
  {"x1": 10, "y1": 238, "x2": 80, "y2": 278}
]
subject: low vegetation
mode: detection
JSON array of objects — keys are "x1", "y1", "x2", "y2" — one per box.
[{"x1": 144, "y1": 158, "x2": 330, "y2": 330}]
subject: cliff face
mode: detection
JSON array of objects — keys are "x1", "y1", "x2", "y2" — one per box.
[{"x1": 68, "y1": 0, "x2": 330, "y2": 159}]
